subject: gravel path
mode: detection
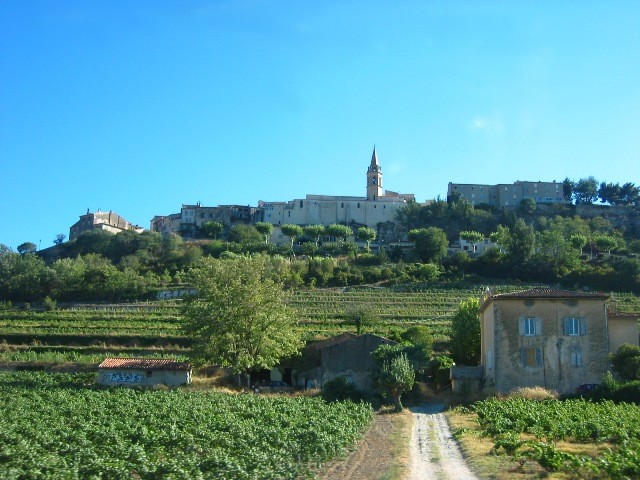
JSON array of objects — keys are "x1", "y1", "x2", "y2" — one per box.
[{"x1": 409, "y1": 403, "x2": 479, "y2": 480}]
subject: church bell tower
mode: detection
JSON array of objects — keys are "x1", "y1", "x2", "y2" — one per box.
[{"x1": 366, "y1": 147, "x2": 383, "y2": 201}]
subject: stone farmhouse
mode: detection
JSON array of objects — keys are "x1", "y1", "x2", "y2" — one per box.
[
  {"x1": 69, "y1": 209, "x2": 144, "y2": 241},
  {"x1": 448, "y1": 180, "x2": 565, "y2": 207},
  {"x1": 479, "y1": 288, "x2": 640, "y2": 394}
]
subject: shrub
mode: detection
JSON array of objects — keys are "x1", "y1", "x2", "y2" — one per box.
[
  {"x1": 43, "y1": 296, "x2": 57, "y2": 311},
  {"x1": 322, "y1": 376, "x2": 364, "y2": 403},
  {"x1": 428, "y1": 355, "x2": 454, "y2": 389},
  {"x1": 611, "y1": 344, "x2": 640, "y2": 382}
]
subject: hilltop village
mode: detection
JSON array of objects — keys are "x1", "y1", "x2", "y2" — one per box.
[{"x1": 69, "y1": 148, "x2": 567, "y2": 245}]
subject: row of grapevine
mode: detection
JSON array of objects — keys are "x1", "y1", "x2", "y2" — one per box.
[{"x1": 0, "y1": 371, "x2": 372, "y2": 479}]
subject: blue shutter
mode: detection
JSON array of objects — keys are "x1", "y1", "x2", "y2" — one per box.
[
  {"x1": 518, "y1": 317, "x2": 525, "y2": 336},
  {"x1": 580, "y1": 318, "x2": 587, "y2": 336},
  {"x1": 535, "y1": 348, "x2": 543, "y2": 367},
  {"x1": 520, "y1": 348, "x2": 526, "y2": 368},
  {"x1": 535, "y1": 318, "x2": 542, "y2": 336}
]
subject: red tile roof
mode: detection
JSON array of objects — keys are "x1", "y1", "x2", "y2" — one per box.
[
  {"x1": 98, "y1": 358, "x2": 191, "y2": 371},
  {"x1": 479, "y1": 288, "x2": 609, "y2": 312},
  {"x1": 490, "y1": 288, "x2": 609, "y2": 300}
]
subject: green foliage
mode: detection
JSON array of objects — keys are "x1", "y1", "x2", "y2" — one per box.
[
  {"x1": 357, "y1": 227, "x2": 376, "y2": 251},
  {"x1": 429, "y1": 354, "x2": 454, "y2": 389},
  {"x1": 17, "y1": 242, "x2": 37, "y2": 254},
  {"x1": 322, "y1": 376, "x2": 365, "y2": 403},
  {"x1": 449, "y1": 297, "x2": 480, "y2": 365},
  {"x1": 181, "y1": 256, "x2": 303, "y2": 379},
  {"x1": 42, "y1": 296, "x2": 57, "y2": 311},
  {"x1": 228, "y1": 224, "x2": 263, "y2": 245},
  {"x1": 326, "y1": 224, "x2": 353, "y2": 243},
  {"x1": 0, "y1": 371, "x2": 372, "y2": 479},
  {"x1": 280, "y1": 224, "x2": 303, "y2": 247},
  {"x1": 345, "y1": 305, "x2": 376, "y2": 335},
  {"x1": 254, "y1": 222, "x2": 274, "y2": 244},
  {"x1": 202, "y1": 220, "x2": 224, "y2": 239},
  {"x1": 302, "y1": 225, "x2": 325, "y2": 246},
  {"x1": 408, "y1": 227, "x2": 448, "y2": 263},
  {"x1": 376, "y1": 352, "x2": 415, "y2": 412},
  {"x1": 470, "y1": 396, "x2": 640, "y2": 477},
  {"x1": 573, "y1": 176, "x2": 599, "y2": 204},
  {"x1": 611, "y1": 344, "x2": 640, "y2": 382}
]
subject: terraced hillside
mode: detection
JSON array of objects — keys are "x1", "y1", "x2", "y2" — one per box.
[{"x1": 1, "y1": 286, "x2": 638, "y2": 363}]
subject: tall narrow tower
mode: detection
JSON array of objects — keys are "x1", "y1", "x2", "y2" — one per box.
[{"x1": 366, "y1": 147, "x2": 383, "y2": 201}]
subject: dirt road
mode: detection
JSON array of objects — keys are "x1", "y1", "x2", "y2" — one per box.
[{"x1": 409, "y1": 403, "x2": 478, "y2": 480}]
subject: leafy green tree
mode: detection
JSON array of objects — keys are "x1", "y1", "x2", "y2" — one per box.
[
  {"x1": 202, "y1": 220, "x2": 224, "y2": 239},
  {"x1": 611, "y1": 344, "x2": 640, "y2": 381},
  {"x1": 507, "y1": 219, "x2": 535, "y2": 265},
  {"x1": 518, "y1": 198, "x2": 537, "y2": 215},
  {"x1": 408, "y1": 227, "x2": 448, "y2": 263},
  {"x1": 300, "y1": 241, "x2": 318, "y2": 257},
  {"x1": 326, "y1": 224, "x2": 353, "y2": 243},
  {"x1": 375, "y1": 352, "x2": 415, "y2": 412},
  {"x1": 280, "y1": 224, "x2": 303, "y2": 247},
  {"x1": 629, "y1": 240, "x2": 640, "y2": 255},
  {"x1": 459, "y1": 230, "x2": 483, "y2": 253},
  {"x1": 562, "y1": 178, "x2": 574, "y2": 202},
  {"x1": 357, "y1": 227, "x2": 376, "y2": 252},
  {"x1": 619, "y1": 182, "x2": 640, "y2": 206},
  {"x1": 598, "y1": 182, "x2": 621, "y2": 205},
  {"x1": 345, "y1": 305, "x2": 376, "y2": 335},
  {"x1": 17, "y1": 242, "x2": 37, "y2": 254},
  {"x1": 573, "y1": 177, "x2": 599, "y2": 204},
  {"x1": 228, "y1": 224, "x2": 262, "y2": 245},
  {"x1": 449, "y1": 297, "x2": 481, "y2": 366},
  {"x1": 570, "y1": 234, "x2": 588, "y2": 252},
  {"x1": 303, "y1": 225, "x2": 325, "y2": 247},
  {"x1": 595, "y1": 235, "x2": 618, "y2": 255},
  {"x1": 255, "y1": 222, "x2": 274, "y2": 244},
  {"x1": 182, "y1": 255, "x2": 303, "y2": 386}
]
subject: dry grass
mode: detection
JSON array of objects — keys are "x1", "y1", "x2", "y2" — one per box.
[{"x1": 508, "y1": 386, "x2": 559, "y2": 401}]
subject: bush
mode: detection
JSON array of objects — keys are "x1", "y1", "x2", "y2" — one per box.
[
  {"x1": 428, "y1": 355, "x2": 454, "y2": 389},
  {"x1": 42, "y1": 296, "x2": 57, "y2": 311},
  {"x1": 611, "y1": 344, "x2": 640, "y2": 382},
  {"x1": 322, "y1": 376, "x2": 365, "y2": 403}
]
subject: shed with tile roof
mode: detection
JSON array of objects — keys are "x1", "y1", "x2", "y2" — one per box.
[{"x1": 98, "y1": 358, "x2": 192, "y2": 387}]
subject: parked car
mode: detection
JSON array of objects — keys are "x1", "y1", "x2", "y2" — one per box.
[
  {"x1": 576, "y1": 383, "x2": 599, "y2": 394},
  {"x1": 253, "y1": 380, "x2": 292, "y2": 393}
]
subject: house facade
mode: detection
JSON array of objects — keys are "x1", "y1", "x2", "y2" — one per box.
[
  {"x1": 448, "y1": 181, "x2": 565, "y2": 207},
  {"x1": 70, "y1": 209, "x2": 144, "y2": 241},
  {"x1": 97, "y1": 358, "x2": 192, "y2": 387},
  {"x1": 480, "y1": 288, "x2": 639, "y2": 394}
]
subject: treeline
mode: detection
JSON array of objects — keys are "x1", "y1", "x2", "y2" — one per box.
[
  {"x1": 562, "y1": 177, "x2": 640, "y2": 206},
  {"x1": 397, "y1": 198, "x2": 640, "y2": 293},
  {"x1": 2, "y1": 197, "x2": 640, "y2": 302}
]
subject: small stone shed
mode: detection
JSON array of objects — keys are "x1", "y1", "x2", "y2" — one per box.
[
  {"x1": 98, "y1": 358, "x2": 192, "y2": 387},
  {"x1": 293, "y1": 333, "x2": 395, "y2": 393}
]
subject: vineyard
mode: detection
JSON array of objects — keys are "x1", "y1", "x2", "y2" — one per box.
[
  {"x1": 1, "y1": 286, "x2": 638, "y2": 363},
  {"x1": 457, "y1": 397, "x2": 640, "y2": 479},
  {"x1": 0, "y1": 371, "x2": 372, "y2": 479}
]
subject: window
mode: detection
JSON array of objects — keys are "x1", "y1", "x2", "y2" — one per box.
[
  {"x1": 519, "y1": 317, "x2": 540, "y2": 336},
  {"x1": 570, "y1": 346, "x2": 582, "y2": 367},
  {"x1": 521, "y1": 348, "x2": 542, "y2": 367},
  {"x1": 564, "y1": 317, "x2": 586, "y2": 336}
]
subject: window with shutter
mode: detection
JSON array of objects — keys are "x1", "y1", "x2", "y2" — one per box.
[
  {"x1": 565, "y1": 317, "x2": 583, "y2": 336},
  {"x1": 521, "y1": 348, "x2": 539, "y2": 367},
  {"x1": 521, "y1": 317, "x2": 536, "y2": 336},
  {"x1": 570, "y1": 346, "x2": 582, "y2": 367}
]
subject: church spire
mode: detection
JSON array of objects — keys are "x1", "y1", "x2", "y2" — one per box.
[{"x1": 370, "y1": 146, "x2": 379, "y2": 170}]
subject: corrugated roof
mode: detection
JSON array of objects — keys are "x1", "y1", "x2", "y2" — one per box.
[{"x1": 98, "y1": 358, "x2": 191, "y2": 371}]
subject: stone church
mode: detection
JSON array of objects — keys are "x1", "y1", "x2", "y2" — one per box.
[{"x1": 258, "y1": 148, "x2": 414, "y2": 239}]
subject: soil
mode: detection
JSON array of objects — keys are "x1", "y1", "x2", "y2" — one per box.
[{"x1": 316, "y1": 409, "x2": 408, "y2": 480}]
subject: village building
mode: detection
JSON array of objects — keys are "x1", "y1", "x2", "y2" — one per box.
[
  {"x1": 69, "y1": 209, "x2": 144, "y2": 241},
  {"x1": 479, "y1": 288, "x2": 640, "y2": 394},
  {"x1": 447, "y1": 180, "x2": 565, "y2": 207},
  {"x1": 259, "y1": 148, "x2": 415, "y2": 244},
  {"x1": 97, "y1": 358, "x2": 192, "y2": 387},
  {"x1": 150, "y1": 204, "x2": 258, "y2": 239}
]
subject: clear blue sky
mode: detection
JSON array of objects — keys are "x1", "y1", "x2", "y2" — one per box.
[{"x1": 1, "y1": 1, "x2": 639, "y2": 250}]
